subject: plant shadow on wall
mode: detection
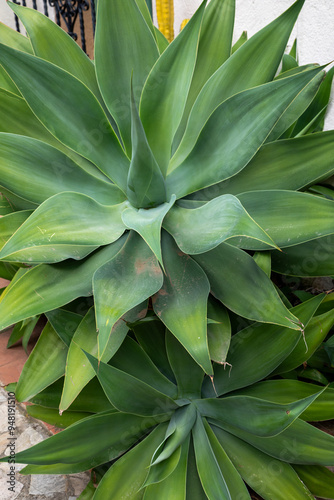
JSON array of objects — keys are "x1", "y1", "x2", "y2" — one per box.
[{"x1": 0, "y1": 0, "x2": 334, "y2": 498}]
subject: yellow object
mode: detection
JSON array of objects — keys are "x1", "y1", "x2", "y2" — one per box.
[
  {"x1": 156, "y1": 0, "x2": 174, "y2": 42},
  {"x1": 180, "y1": 19, "x2": 189, "y2": 31}
]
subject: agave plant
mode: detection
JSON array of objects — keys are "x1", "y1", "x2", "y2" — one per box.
[{"x1": 0, "y1": 0, "x2": 334, "y2": 497}]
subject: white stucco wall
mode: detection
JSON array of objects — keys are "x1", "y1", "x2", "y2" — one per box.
[
  {"x1": 0, "y1": 1, "x2": 54, "y2": 31},
  {"x1": 162, "y1": 0, "x2": 334, "y2": 130}
]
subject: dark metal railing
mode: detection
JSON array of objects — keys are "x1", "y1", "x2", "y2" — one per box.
[{"x1": 13, "y1": 0, "x2": 96, "y2": 55}]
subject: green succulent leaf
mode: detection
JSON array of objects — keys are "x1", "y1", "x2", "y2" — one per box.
[
  {"x1": 127, "y1": 82, "x2": 166, "y2": 209},
  {"x1": 272, "y1": 308, "x2": 334, "y2": 375},
  {"x1": 15, "y1": 322, "x2": 67, "y2": 402},
  {"x1": 235, "y1": 380, "x2": 334, "y2": 422},
  {"x1": 94, "y1": 231, "x2": 163, "y2": 357},
  {"x1": 196, "y1": 389, "x2": 324, "y2": 437},
  {"x1": 231, "y1": 30, "x2": 247, "y2": 53},
  {"x1": 207, "y1": 298, "x2": 231, "y2": 366},
  {"x1": 26, "y1": 405, "x2": 90, "y2": 429},
  {"x1": 0, "y1": 411, "x2": 160, "y2": 466},
  {"x1": 166, "y1": 331, "x2": 204, "y2": 399},
  {"x1": 202, "y1": 294, "x2": 325, "y2": 397},
  {"x1": 94, "y1": 0, "x2": 159, "y2": 154},
  {"x1": 192, "y1": 415, "x2": 231, "y2": 500},
  {"x1": 0, "y1": 43, "x2": 130, "y2": 190},
  {"x1": 8, "y1": 2, "x2": 102, "y2": 101},
  {"x1": 85, "y1": 351, "x2": 177, "y2": 417},
  {"x1": 212, "y1": 426, "x2": 315, "y2": 500},
  {"x1": 0, "y1": 235, "x2": 127, "y2": 331},
  {"x1": 143, "y1": 437, "x2": 189, "y2": 500},
  {"x1": 163, "y1": 194, "x2": 277, "y2": 253},
  {"x1": 209, "y1": 131, "x2": 334, "y2": 197},
  {"x1": 143, "y1": 446, "x2": 182, "y2": 488},
  {"x1": 140, "y1": 0, "x2": 207, "y2": 175},
  {"x1": 272, "y1": 234, "x2": 334, "y2": 277},
  {"x1": 235, "y1": 190, "x2": 334, "y2": 250},
  {"x1": 193, "y1": 243, "x2": 300, "y2": 331},
  {"x1": 203, "y1": 420, "x2": 250, "y2": 500},
  {"x1": 111, "y1": 335, "x2": 177, "y2": 399},
  {"x1": 0, "y1": 211, "x2": 32, "y2": 250},
  {"x1": 93, "y1": 424, "x2": 168, "y2": 500},
  {"x1": 153, "y1": 232, "x2": 212, "y2": 374},
  {"x1": 122, "y1": 195, "x2": 175, "y2": 266},
  {"x1": 174, "y1": 0, "x2": 235, "y2": 144},
  {"x1": 170, "y1": 0, "x2": 307, "y2": 169},
  {"x1": 216, "y1": 418, "x2": 334, "y2": 466},
  {"x1": 168, "y1": 67, "x2": 324, "y2": 197},
  {"x1": 45, "y1": 308, "x2": 84, "y2": 347},
  {"x1": 152, "y1": 404, "x2": 197, "y2": 465},
  {"x1": 0, "y1": 193, "x2": 126, "y2": 263},
  {"x1": 59, "y1": 308, "x2": 128, "y2": 412},
  {"x1": 293, "y1": 464, "x2": 334, "y2": 499},
  {"x1": 0, "y1": 18, "x2": 33, "y2": 53},
  {"x1": 0, "y1": 133, "x2": 125, "y2": 206}
]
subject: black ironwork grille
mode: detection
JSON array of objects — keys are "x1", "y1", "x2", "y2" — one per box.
[{"x1": 12, "y1": 0, "x2": 97, "y2": 55}]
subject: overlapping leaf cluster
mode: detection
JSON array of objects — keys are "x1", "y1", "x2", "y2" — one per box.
[{"x1": 0, "y1": 0, "x2": 334, "y2": 498}]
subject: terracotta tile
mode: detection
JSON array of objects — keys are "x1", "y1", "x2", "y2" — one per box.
[{"x1": 0, "y1": 278, "x2": 10, "y2": 288}]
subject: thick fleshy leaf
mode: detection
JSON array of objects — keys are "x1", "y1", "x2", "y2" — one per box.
[
  {"x1": 133, "y1": 319, "x2": 175, "y2": 382},
  {"x1": 234, "y1": 380, "x2": 334, "y2": 422},
  {"x1": 15, "y1": 322, "x2": 68, "y2": 402},
  {"x1": 174, "y1": 0, "x2": 235, "y2": 145},
  {"x1": 0, "y1": 19, "x2": 33, "y2": 53},
  {"x1": 293, "y1": 465, "x2": 334, "y2": 499},
  {"x1": 143, "y1": 437, "x2": 189, "y2": 500},
  {"x1": 0, "y1": 211, "x2": 31, "y2": 250},
  {"x1": 202, "y1": 294, "x2": 324, "y2": 397},
  {"x1": 94, "y1": 231, "x2": 163, "y2": 357},
  {"x1": 26, "y1": 405, "x2": 89, "y2": 429},
  {"x1": 163, "y1": 195, "x2": 277, "y2": 254},
  {"x1": 0, "y1": 411, "x2": 160, "y2": 465},
  {"x1": 60, "y1": 304, "x2": 150, "y2": 412},
  {"x1": 143, "y1": 446, "x2": 182, "y2": 488},
  {"x1": 127, "y1": 85, "x2": 166, "y2": 208},
  {"x1": 168, "y1": 67, "x2": 324, "y2": 198},
  {"x1": 234, "y1": 190, "x2": 334, "y2": 250},
  {"x1": 0, "y1": 236, "x2": 127, "y2": 331},
  {"x1": 0, "y1": 43, "x2": 130, "y2": 190},
  {"x1": 212, "y1": 426, "x2": 315, "y2": 500},
  {"x1": 0, "y1": 90, "x2": 109, "y2": 183},
  {"x1": 46, "y1": 309, "x2": 84, "y2": 347},
  {"x1": 265, "y1": 66, "x2": 327, "y2": 143},
  {"x1": 272, "y1": 308, "x2": 334, "y2": 375},
  {"x1": 196, "y1": 389, "x2": 323, "y2": 437},
  {"x1": 95, "y1": 0, "x2": 159, "y2": 154},
  {"x1": 8, "y1": 2, "x2": 102, "y2": 101},
  {"x1": 85, "y1": 352, "x2": 177, "y2": 416},
  {"x1": 7, "y1": 315, "x2": 39, "y2": 351},
  {"x1": 152, "y1": 232, "x2": 212, "y2": 374},
  {"x1": 154, "y1": 27, "x2": 169, "y2": 53},
  {"x1": 207, "y1": 131, "x2": 334, "y2": 198},
  {"x1": 152, "y1": 404, "x2": 197, "y2": 465},
  {"x1": 0, "y1": 134, "x2": 125, "y2": 206},
  {"x1": 193, "y1": 243, "x2": 300, "y2": 330},
  {"x1": 111, "y1": 335, "x2": 177, "y2": 398},
  {"x1": 170, "y1": 0, "x2": 306, "y2": 170},
  {"x1": 216, "y1": 418, "x2": 334, "y2": 466},
  {"x1": 93, "y1": 424, "x2": 167, "y2": 500},
  {"x1": 231, "y1": 30, "x2": 247, "y2": 53},
  {"x1": 140, "y1": 1, "x2": 206, "y2": 175},
  {"x1": 192, "y1": 415, "x2": 231, "y2": 500},
  {"x1": 203, "y1": 420, "x2": 250, "y2": 500},
  {"x1": 272, "y1": 234, "x2": 334, "y2": 277},
  {"x1": 0, "y1": 193, "x2": 126, "y2": 263},
  {"x1": 29, "y1": 377, "x2": 113, "y2": 414},
  {"x1": 165, "y1": 331, "x2": 204, "y2": 399},
  {"x1": 186, "y1": 440, "x2": 207, "y2": 499},
  {"x1": 207, "y1": 297, "x2": 231, "y2": 365},
  {"x1": 122, "y1": 196, "x2": 175, "y2": 266}
]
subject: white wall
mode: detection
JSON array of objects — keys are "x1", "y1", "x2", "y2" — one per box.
[
  {"x1": 166, "y1": 0, "x2": 334, "y2": 130},
  {"x1": 0, "y1": 1, "x2": 54, "y2": 31}
]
